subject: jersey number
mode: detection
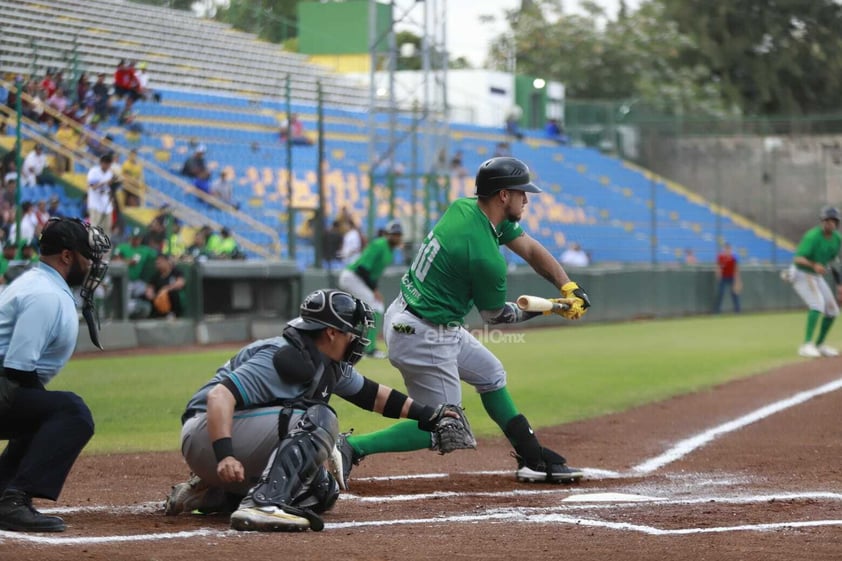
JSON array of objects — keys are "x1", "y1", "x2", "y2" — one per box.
[{"x1": 410, "y1": 237, "x2": 441, "y2": 282}]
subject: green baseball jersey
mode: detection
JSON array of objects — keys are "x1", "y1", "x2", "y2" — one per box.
[
  {"x1": 401, "y1": 197, "x2": 523, "y2": 325},
  {"x1": 348, "y1": 237, "x2": 393, "y2": 285},
  {"x1": 795, "y1": 226, "x2": 842, "y2": 272},
  {"x1": 114, "y1": 242, "x2": 157, "y2": 281}
]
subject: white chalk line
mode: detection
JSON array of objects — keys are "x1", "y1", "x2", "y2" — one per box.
[
  {"x1": 7, "y1": 492, "x2": 842, "y2": 544},
  {"x1": 6, "y1": 376, "x2": 842, "y2": 545},
  {"x1": 633, "y1": 376, "x2": 842, "y2": 473}
]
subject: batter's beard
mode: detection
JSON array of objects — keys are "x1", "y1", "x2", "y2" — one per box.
[
  {"x1": 506, "y1": 211, "x2": 522, "y2": 222},
  {"x1": 66, "y1": 257, "x2": 87, "y2": 287}
]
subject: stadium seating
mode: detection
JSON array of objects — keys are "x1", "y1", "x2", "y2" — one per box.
[
  {"x1": 0, "y1": 0, "x2": 368, "y2": 107},
  {"x1": 117, "y1": 88, "x2": 794, "y2": 268}
]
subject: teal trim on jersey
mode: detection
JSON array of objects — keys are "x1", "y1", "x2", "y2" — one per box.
[{"x1": 228, "y1": 373, "x2": 250, "y2": 407}]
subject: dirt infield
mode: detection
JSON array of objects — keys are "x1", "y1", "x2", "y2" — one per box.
[{"x1": 4, "y1": 358, "x2": 842, "y2": 561}]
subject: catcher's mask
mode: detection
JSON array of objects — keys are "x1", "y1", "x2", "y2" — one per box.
[
  {"x1": 288, "y1": 289, "x2": 374, "y2": 365},
  {"x1": 39, "y1": 217, "x2": 112, "y2": 349}
]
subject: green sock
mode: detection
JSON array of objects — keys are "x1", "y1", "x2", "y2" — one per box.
[
  {"x1": 815, "y1": 315, "x2": 835, "y2": 345},
  {"x1": 480, "y1": 387, "x2": 520, "y2": 435},
  {"x1": 347, "y1": 420, "x2": 430, "y2": 457},
  {"x1": 805, "y1": 309, "x2": 822, "y2": 343}
]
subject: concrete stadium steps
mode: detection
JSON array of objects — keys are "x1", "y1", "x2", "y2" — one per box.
[{"x1": 0, "y1": 0, "x2": 369, "y2": 106}]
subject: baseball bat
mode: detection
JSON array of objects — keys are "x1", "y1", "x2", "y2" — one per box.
[{"x1": 516, "y1": 295, "x2": 571, "y2": 312}]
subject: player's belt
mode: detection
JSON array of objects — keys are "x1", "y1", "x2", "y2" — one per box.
[{"x1": 404, "y1": 304, "x2": 424, "y2": 320}]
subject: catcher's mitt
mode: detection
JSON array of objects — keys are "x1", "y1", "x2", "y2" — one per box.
[
  {"x1": 153, "y1": 290, "x2": 172, "y2": 315},
  {"x1": 424, "y1": 404, "x2": 477, "y2": 455}
]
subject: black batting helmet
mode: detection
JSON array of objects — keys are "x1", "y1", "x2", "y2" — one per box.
[
  {"x1": 475, "y1": 157, "x2": 542, "y2": 198},
  {"x1": 383, "y1": 220, "x2": 403, "y2": 236},
  {"x1": 820, "y1": 205, "x2": 840, "y2": 223}
]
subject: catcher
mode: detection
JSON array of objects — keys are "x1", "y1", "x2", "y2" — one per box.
[
  {"x1": 332, "y1": 157, "x2": 589, "y2": 490},
  {"x1": 164, "y1": 289, "x2": 472, "y2": 532}
]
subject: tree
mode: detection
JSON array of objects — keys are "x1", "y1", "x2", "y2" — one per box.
[
  {"x1": 659, "y1": 0, "x2": 842, "y2": 115},
  {"x1": 488, "y1": 0, "x2": 731, "y2": 116},
  {"x1": 215, "y1": 0, "x2": 299, "y2": 44}
]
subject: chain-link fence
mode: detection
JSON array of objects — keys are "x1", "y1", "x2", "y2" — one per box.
[{"x1": 566, "y1": 101, "x2": 842, "y2": 251}]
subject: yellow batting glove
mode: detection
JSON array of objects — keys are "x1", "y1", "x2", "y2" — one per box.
[
  {"x1": 560, "y1": 281, "x2": 591, "y2": 320},
  {"x1": 541, "y1": 298, "x2": 579, "y2": 317}
]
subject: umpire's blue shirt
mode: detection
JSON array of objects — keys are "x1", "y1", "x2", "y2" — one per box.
[{"x1": 0, "y1": 263, "x2": 78, "y2": 386}]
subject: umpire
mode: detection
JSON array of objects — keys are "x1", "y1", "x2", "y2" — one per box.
[{"x1": 0, "y1": 218, "x2": 111, "y2": 532}]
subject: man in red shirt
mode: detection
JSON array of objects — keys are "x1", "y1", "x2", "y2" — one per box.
[{"x1": 714, "y1": 243, "x2": 741, "y2": 313}]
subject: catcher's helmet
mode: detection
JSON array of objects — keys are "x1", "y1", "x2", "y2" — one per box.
[
  {"x1": 288, "y1": 289, "x2": 374, "y2": 364},
  {"x1": 820, "y1": 205, "x2": 841, "y2": 223},
  {"x1": 383, "y1": 219, "x2": 403, "y2": 236},
  {"x1": 475, "y1": 157, "x2": 542, "y2": 198}
]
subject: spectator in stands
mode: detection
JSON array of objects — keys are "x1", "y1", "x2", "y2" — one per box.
[
  {"x1": 211, "y1": 169, "x2": 237, "y2": 208},
  {"x1": 7, "y1": 201, "x2": 38, "y2": 246},
  {"x1": 82, "y1": 118, "x2": 111, "y2": 159},
  {"x1": 545, "y1": 119, "x2": 569, "y2": 145},
  {"x1": 683, "y1": 248, "x2": 698, "y2": 266},
  {"x1": 203, "y1": 225, "x2": 223, "y2": 256},
  {"x1": 338, "y1": 217, "x2": 364, "y2": 265},
  {"x1": 34, "y1": 199, "x2": 51, "y2": 230},
  {"x1": 145, "y1": 253, "x2": 186, "y2": 319},
  {"x1": 449, "y1": 150, "x2": 468, "y2": 179},
  {"x1": 113, "y1": 60, "x2": 140, "y2": 110},
  {"x1": 181, "y1": 145, "x2": 211, "y2": 194},
  {"x1": 505, "y1": 105, "x2": 524, "y2": 140},
  {"x1": 47, "y1": 195, "x2": 63, "y2": 219},
  {"x1": 279, "y1": 113, "x2": 313, "y2": 146},
  {"x1": 184, "y1": 228, "x2": 210, "y2": 263},
  {"x1": 494, "y1": 141, "x2": 512, "y2": 158},
  {"x1": 92, "y1": 73, "x2": 110, "y2": 122},
  {"x1": 1, "y1": 142, "x2": 19, "y2": 181},
  {"x1": 47, "y1": 87, "x2": 69, "y2": 115},
  {"x1": 86, "y1": 152, "x2": 116, "y2": 238},
  {"x1": 144, "y1": 206, "x2": 175, "y2": 251},
  {"x1": 39, "y1": 70, "x2": 58, "y2": 100},
  {"x1": 559, "y1": 242, "x2": 590, "y2": 268},
  {"x1": 21, "y1": 144, "x2": 49, "y2": 187},
  {"x1": 323, "y1": 219, "x2": 344, "y2": 266},
  {"x1": 162, "y1": 220, "x2": 187, "y2": 260},
  {"x1": 214, "y1": 227, "x2": 244, "y2": 260},
  {"x1": 76, "y1": 73, "x2": 93, "y2": 109},
  {"x1": 113, "y1": 227, "x2": 157, "y2": 319},
  {"x1": 136, "y1": 62, "x2": 161, "y2": 103},
  {"x1": 120, "y1": 148, "x2": 145, "y2": 207}
]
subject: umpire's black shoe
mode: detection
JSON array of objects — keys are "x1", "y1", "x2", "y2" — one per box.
[{"x1": 0, "y1": 489, "x2": 66, "y2": 532}]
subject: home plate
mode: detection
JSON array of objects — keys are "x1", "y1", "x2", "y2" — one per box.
[{"x1": 562, "y1": 493, "x2": 661, "y2": 503}]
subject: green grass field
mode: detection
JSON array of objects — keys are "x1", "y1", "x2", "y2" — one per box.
[{"x1": 50, "y1": 311, "x2": 810, "y2": 454}]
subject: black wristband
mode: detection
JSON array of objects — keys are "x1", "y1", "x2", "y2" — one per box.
[
  {"x1": 212, "y1": 437, "x2": 234, "y2": 462},
  {"x1": 412, "y1": 404, "x2": 437, "y2": 432}
]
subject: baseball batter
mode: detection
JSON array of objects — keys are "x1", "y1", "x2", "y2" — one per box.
[
  {"x1": 338, "y1": 220, "x2": 404, "y2": 358},
  {"x1": 785, "y1": 205, "x2": 842, "y2": 358},
  {"x1": 334, "y1": 156, "x2": 590, "y2": 486}
]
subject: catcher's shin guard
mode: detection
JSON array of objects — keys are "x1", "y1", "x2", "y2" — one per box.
[{"x1": 244, "y1": 404, "x2": 338, "y2": 530}]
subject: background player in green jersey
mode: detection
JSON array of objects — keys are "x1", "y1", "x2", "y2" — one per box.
[
  {"x1": 784, "y1": 205, "x2": 842, "y2": 357},
  {"x1": 338, "y1": 220, "x2": 404, "y2": 359},
  {"x1": 331, "y1": 157, "x2": 591, "y2": 487}
]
